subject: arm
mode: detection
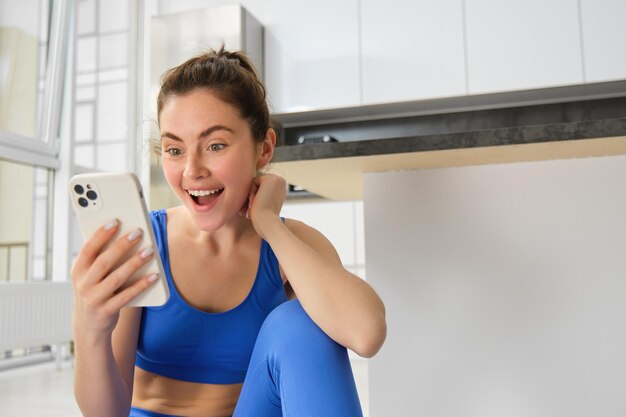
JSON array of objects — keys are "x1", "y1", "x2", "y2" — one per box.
[
  {"x1": 72, "y1": 222, "x2": 158, "y2": 417},
  {"x1": 74, "y1": 308, "x2": 141, "y2": 417},
  {"x1": 247, "y1": 176, "x2": 387, "y2": 358}
]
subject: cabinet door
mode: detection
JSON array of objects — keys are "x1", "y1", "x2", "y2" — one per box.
[
  {"x1": 280, "y1": 201, "x2": 358, "y2": 267},
  {"x1": 264, "y1": 0, "x2": 361, "y2": 113},
  {"x1": 580, "y1": 0, "x2": 626, "y2": 83},
  {"x1": 361, "y1": 0, "x2": 466, "y2": 104},
  {"x1": 465, "y1": 0, "x2": 583, "y2": 94}
]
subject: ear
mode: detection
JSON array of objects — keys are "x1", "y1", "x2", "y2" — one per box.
[{"x1": 256, "y1": 128, "x2": 276, "y2": 170}]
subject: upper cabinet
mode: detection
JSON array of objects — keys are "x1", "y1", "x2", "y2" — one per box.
[
  {"x1": 360, "y1": 0, "x2": 467, "y2": 105},
  {"x1": 464, "y1": 0, "x2": 583, "y2": 94},
  {"x1": 262, "y1": 0, "x2": 625, "y2": 114},
  {"x1": 263, "y1": 0, "x2": 361, "y2": 113},
  {"x1": 580, "y1": 0, "x2": 626, "y2": 83}
]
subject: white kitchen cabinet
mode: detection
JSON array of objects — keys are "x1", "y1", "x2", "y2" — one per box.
[
  {"x1": 354, "y1": 201, "x2": 366, "y2": 266},
  {"x1": 263, "y1": 0, "x2": 361, "y2": 113},
  {"x1": 153, "y1": 0, "x2": 267, "y2": 24},
  {"x1": 465, "y1": 0, "x2": 583, "y2": 94},
  {"x1": 280, "y1": 200, "x2": 361, "y2": 267},
  {"x1": 580, "y1": 0, "x2": 626, "y2": 83},
  {"x1": 360, "y1": 0, "x2": 466, "y2": 104}
]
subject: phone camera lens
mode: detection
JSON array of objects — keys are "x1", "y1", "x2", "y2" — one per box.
[
  {"x1": 74, "y1": 184, "x2": 84, "y2": 195},
  {"x1": 86, "y1": 190, "x2": 98, "y2": 200},
  {"x1": 78, "y1": 197, "x2": 89, "y2": 207}
]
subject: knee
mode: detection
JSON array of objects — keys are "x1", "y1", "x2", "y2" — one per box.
[
  {"x1": 265, "y1": 299, "x2": 305, "y2": 325},
  {"x1": 256, "y1": 300, "x2": 343, "y2": 354},
  {"x1": 260, "y1": 299, "x2": 311, "y2": 338}
]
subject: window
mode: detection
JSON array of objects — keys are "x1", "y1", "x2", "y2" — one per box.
[
  {"x1": 0, "y1": 0, "x2": 141, "y2": 363},
  {"x1": 0, "y1": 0, "x2": 66, "y2": 285},
  {"x1": 73, "y1": 0, "x2": 134, "y2": 172},
  {"x1": 0, "y1": 159, "x2": 51, "y2": 281},
  {"x1": 0, "y1": 0, "x2": 140, "y2": 283},
  {"x1": 0, "y1": 0, "x2": 50, "y2": 140}
]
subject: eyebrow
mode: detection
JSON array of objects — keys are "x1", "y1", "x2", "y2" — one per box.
[{"x1": 161, "y1": 125, "x2": 235, "y2": 141}]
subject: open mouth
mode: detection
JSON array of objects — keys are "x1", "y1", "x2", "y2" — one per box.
[{"x1": 188, "y1": 188, "x2": 224, "y2": 206}]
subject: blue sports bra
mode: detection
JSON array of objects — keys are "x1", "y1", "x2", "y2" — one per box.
[{"x1": 135, "y1": 209, "x2": 288, "y2": 384}]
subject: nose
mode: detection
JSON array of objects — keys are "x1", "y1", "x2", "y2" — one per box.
[{"x1": 183, "y1": 151, "x2": 209, "y2": 180}]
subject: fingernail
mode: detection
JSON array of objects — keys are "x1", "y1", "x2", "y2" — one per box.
[
  {"x1": 104, "y1": 219, "x2": 119, "y2": 230},
  {"x1": 127, "y1": 228, "x2": 143, "y2": 241},
  {"x1": 139, "y1": 246, "x2": 154, "y2": 259},
  {"x1": 147, "y1": 274, "x2": 158, "y2": 282}
]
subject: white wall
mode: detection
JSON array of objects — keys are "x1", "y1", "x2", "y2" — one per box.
[{"x1": 364, "y1": 155, "x2": 626, "y2": 416}]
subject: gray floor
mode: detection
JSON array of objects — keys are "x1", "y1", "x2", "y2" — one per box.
[{"x1": 0, "y1": 358, "x2": 369, "y2": 417}]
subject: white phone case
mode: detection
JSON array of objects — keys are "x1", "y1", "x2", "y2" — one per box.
[{"x1": 69, "y1": 172, "x2": 169, "y2": 307}]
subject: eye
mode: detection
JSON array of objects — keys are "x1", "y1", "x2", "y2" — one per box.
[
  {"x1": 165, "y1": 148, "x2": 182, "y2": 156},
  {"x1": 209, "y1": 143, "x2": 225, "y2": 152}
]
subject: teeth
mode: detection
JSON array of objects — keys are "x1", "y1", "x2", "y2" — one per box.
[{"x1": 187, "y1": 188, "x2": 223, "y2": 197}]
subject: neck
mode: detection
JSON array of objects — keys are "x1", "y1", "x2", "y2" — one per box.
[{"x1": 173, "y1": 206, "x2": 257, "y2": 253}]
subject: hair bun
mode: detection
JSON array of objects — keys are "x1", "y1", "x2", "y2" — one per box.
[{"x1": 156, "y1": 46, "x2": 271, "y2": 145}]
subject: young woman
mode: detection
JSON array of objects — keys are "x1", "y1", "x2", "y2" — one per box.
[{"x1": 71, "y1": 47, "x2": 386, "y2": 417}]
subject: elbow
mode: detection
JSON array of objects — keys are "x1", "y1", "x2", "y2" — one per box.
[
  {"x1": 352, "y1": 316, "x2": 387, "y2": 358},
  {"x1": 353, "y1": 343, "x2": 380, "y2": 359}
]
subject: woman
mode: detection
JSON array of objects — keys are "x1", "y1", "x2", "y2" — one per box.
[{"x1": 71, "y1": 47, "x2": 386, "y2": 417}]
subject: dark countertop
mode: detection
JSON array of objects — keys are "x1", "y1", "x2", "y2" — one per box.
[
  {"x1": 275, "y1": 117, "x2": 626, "y2": 162},
  {"x1": 274, "y1": 91, "x2": 626, "y2": 163},
  {"x1": 269, "y1": 84, "x2": 626, "y2": 200}
]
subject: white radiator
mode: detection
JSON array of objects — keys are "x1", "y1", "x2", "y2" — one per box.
[{"x1": 0, "y1": 282, "x2": 73, "y2": 354}]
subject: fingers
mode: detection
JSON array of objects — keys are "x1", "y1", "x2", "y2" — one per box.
[
  {"x1": 72, "y1": 219, "x2": 120, "y2": 278},
  {"x1": 91, "y1": 245, "x2": 156, "y2": 305},
  {"x1": 72, "y1": 224, "x2": 150, "y2": 313},
  {"x1": 241, "y1": 174, "x2": 287, "y2": 219},
  {"x1": 239, "y1": 177, "x2": 261, "y2": 218},
  {"x1": 83, "y1": 272, "x2": 158, "y2": 321},
  {"x1": 246, "y1": 180, "x2": 259, "y2": 218},
  {"x1": 238, "y1": 194, "x2": 250, "y2": 218},
  {"x1": 71, "y1": 220, "x2": 161, "y2": 333},
  {"x1": 253, "y1": 175, "x2": 286, "y2": 215},
  {"x1": 87, "y1": 227, "x2": 145, "y2": 284},
  {"x1": 104, "y1": 273, "x2": 159, "y2": 311}
]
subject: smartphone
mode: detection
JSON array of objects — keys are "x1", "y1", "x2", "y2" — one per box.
[{"x1": 69, "y1": 172, "x2": 169, "y2": 307}]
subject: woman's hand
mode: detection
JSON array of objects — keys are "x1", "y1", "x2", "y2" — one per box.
[
  {"x1": 242, "y1": 174, "x2": 287, "y2": 239},
  {"x1": 71, "y1": 220, "x2": 158, "y2": 340}
]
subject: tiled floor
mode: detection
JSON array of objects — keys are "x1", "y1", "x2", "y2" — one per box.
[{"x1": 0, "y1": 358, "x2": 369, "y2": 417}]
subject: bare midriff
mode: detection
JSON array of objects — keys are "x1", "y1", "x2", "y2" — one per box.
[{"x1": 132, "y1": 367, "x2": 243, "y2": 417}]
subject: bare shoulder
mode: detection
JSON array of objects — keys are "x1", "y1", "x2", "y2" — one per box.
[{"x1": 283, "y1": 218, "x2": 342, "y2": 267}]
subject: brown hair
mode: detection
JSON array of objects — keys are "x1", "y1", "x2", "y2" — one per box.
[{"x1": 156, "y1": 46, "x2": 272, "y2": 146}]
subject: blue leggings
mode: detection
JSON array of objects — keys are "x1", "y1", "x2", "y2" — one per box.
[{"x1": 130, "y1": 300, "x2": 363, "y2": 417}]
